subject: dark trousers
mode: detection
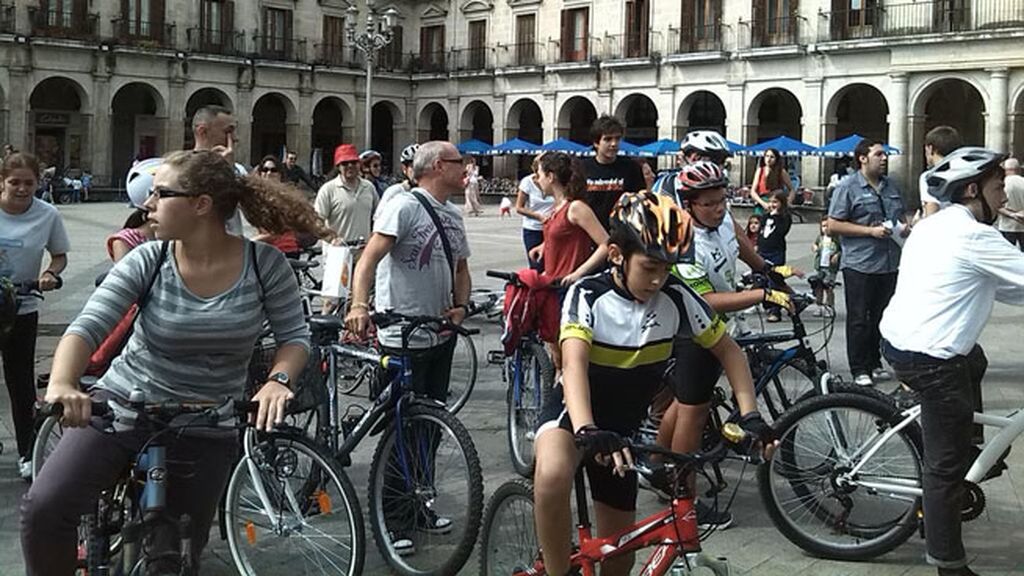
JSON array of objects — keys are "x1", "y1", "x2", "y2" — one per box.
[
  {"x1": 523, "y1": 228, "x2": 544, "y2": 271},
  {"x1": 842, "y1": 269, "x2": 897, "y2": 377},
  {"x1": 758, "y1": 249, "x2": 786, "y2": 315},
  {"x1": 883, "y1": 343, "x2": 987, "y2": 570},
  {"x1": 380, "y1": 337, "x2": 456, "y2": 532},
  {"x1": 1, "y1": 312, "x2": 38, "y2": 459},
  {"x1": 21, "y1": 423, "x2": 237, "y2": 575},
  {"x1": 1001, "y1": 230, "x2": 1024, "y2": 251}
]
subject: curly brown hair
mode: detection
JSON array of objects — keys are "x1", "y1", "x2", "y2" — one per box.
[
  {"x1": 162, "y1": 150, "x2": 334, "y2": 241},
  {"x1": 1, "y1": 152, "x2": 42, "y2": 180}
]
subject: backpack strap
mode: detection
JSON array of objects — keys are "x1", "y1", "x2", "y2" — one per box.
[
  {"x1": 137, "y1": 240, "x2": 169, "y2": 310},
  {"x1": 250, "y1": 241, "x2": 266, "y2": 303}
]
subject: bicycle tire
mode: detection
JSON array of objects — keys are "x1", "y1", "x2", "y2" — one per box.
[
  {"x1": 758, "y1": 392, "x2": 923, "y2": 560},
  {"x1": 224, "y1": 431, "x2": 365, "y2": 576},
  {"x1": 754, "y1": 353, "x2": 819, "y2": 424},
  {"x1": 507, "y1": 341, "x2": 554, "y2": 478},
  {"x1": 367, "y1": 404, "x2": 484, "y2": 576},
  {"x1": 479, "y1": 479, "x2": 539, "y2": 576},
  {"x1": 31, "y1": 414, "x2": 62, "y2": 481},
  {"x1": 446, "y1": 332, "x2": 478, "y2": 415}
]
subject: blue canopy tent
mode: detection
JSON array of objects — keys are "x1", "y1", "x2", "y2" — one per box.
[
  {"x1": 640, "y1": 139, "x2": 680, "y2": 156},
  {"x1": 726, "y1": 139, "x2": 747, "y2": 154},
  {"x1": 457, "y1": 139, "x2": 493, "y2": 155},
  {"x1": 541, "y1": 138, "x2": 591, "y2": 155},
  {"x1": 617, "y1": 140, "x2": 654, "y2": 157},
  {"x1": 488, "y1": 138, "x2": 542, "y2": 155},
  {"x1": 738, "y1": 135, "x2": 816, "y2": 157},
  {"x1": 813, "y1": 134, "x2": 903, "y2": 157}
]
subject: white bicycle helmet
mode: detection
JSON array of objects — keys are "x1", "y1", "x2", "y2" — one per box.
[
  {"x1": 680, "y1": 130, "x2": 732, "y2": 160},
  {"x1": 925, "y1": 147, "x2": 1006, "y2": 203},
  {"x1": 125, "y1": 157, "x2": 163, "y2": 209},
  {"x1": 400, "y1": 143, "x2": 420, "y2": 165},
  {"x1": 359, "y1": 149, "x2": 382, "y2": 162}
]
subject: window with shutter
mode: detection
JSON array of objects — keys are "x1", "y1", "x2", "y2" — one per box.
[
  {"x1": 560, "y1": 7, "x2": 588, "y2": 61},
  {"x1": 420, "y1": 25, "x2": 445, "y2": 71},
  {"x1": 323, "y1": 15, "x2": 345, "y2": 64},
  {"x1": 468, "y1": 20, "x2": 486, "y2": 69},
  {"x1": 515, "y1": 14, "x2": 536, "y2": 65},
  {"x1": 625, "y1": 0, "x2": 648, "y2": 57}
]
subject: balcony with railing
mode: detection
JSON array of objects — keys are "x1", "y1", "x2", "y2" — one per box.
[
  {"x1": 820, "y1": 0, "x2": 1024, "y2": 42},
  {"x1": 111, "y1": 18, "x2": 175, "y2": 48},
  {"x1": 669, "y1": 19, "x2": 724, "y2": 54},
  {"x1": 749, "y1": 15, "x2": 800, "y2": 47},
  {"x1": 28, "y1": 7, "x2": 99, "y2": 41},
  {"x1": 315, "y1": 43, "x2": 359, "y2": 67},
  {"x1": 495, "y1": 42, "x2": 546, "y2": 68},
  {"x1": 0, "y1": 5, "x2": 14, "y2": 33},
  {"x1": 603, "y1": 31, "x2": 663, "y2": 60},
  {"x1": 412, "y1": 50, "x2": 447, "y2": 73},
  {"x1": 551, "y1": 36, "x2": 600, "y2": 64},
  {"x1": 187, "y1": 27, "x2": 246, "y2": 56},
  {"x1": 450, "y1": 46, "x2": 492, "y2": 72},
  {"x1": 253, "y1": 34, "x2": 307, "y2": 61}
]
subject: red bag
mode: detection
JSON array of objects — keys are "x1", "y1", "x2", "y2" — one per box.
[
  {"x1": 500, "y1": 269, "x2": 560, "y2": 355},
  {"x1": 84, "y1": 241, "x2": 168, "y2": 377}
]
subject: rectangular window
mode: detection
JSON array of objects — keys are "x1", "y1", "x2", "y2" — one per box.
[
  {"x1": 560, "y1": 7, "x2": 589, "y2": 62},
  {"x1": 322, "y1": 15, "x2": 345, "y2": 64},
  {"x1": 515, "y1": 14, "x2": 536, "y2": 65},
  {"x1": 381, "y1": 24, "x2": 403, "y2": 69},
  {"x1": 199, "y1": 0, "x2": 235, "y2": 50},
  {"x1": 752, "y1": 0, "x2": 797, "y2": 46},
  {"x1": 625, "y1": 0, "x2": 649, "y2": 57},
  {"x1": 420, "y1": 24, "x2": 445, "y2": 70},
  {"x1": 262, "y1": 7, "x2": 292, "y2": 56},
  {"x1": 468, "y1": 20, "x2": 486, "y2": 69},
  {"x1": 681, "y1": 0, "x2": 720, "y2": 50},
  {"x1": 41, "y1": 0, "x2": 87, "y2": 29}
]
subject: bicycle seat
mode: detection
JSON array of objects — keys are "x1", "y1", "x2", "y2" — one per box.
[
  {"x1": 289, "y1": 259, "x2": 318, "y2": 272},
  {"x1": 308, "y1": 314, "x2": 344, "y2": 333}
]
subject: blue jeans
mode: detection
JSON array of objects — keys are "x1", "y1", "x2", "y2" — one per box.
[
  {"x1": 522, "y1": 228, "x2": 544, "y2": 271},
  {"x1": 882, "y1": 342, "x2": 987, "y2": 570}
]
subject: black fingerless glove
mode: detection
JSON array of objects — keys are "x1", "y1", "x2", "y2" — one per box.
[
  {"x1": 738, "y1": 411, "x2": 774, "y2": 445},
  {"x1": 574, "y1": 425, "x2": 626, "y2": 459}
]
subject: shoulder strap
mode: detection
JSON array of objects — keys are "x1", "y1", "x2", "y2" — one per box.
[
  {"x1": 137, "y1": 240, "x2": 169, "y2": 310},
  {"x1": 250, "y1": 241, "x2": 266, "y2": 303},
  {"x1": 412, "y1": 190, "x2": 456, "y2": 285}
]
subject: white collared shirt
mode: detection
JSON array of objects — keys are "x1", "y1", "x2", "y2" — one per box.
[{"x1": 880, "y1": 204, "x2": 1024, "y2": 359}]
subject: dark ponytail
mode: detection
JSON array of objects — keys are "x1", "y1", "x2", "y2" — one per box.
[{"x1": 539, "y1": 152, "x2": 588, "y2": 201}]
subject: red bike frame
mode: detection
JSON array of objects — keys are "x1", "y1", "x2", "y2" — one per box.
[{"x1": 515, "y1": 472, "x2": 702, "y2": 576}]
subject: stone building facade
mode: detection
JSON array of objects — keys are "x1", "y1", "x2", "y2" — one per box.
[{"x1": 2, "y1": 0, "x2": 1023, "y2": 195}]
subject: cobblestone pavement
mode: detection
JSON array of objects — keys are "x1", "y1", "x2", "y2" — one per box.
[{"x1": 0, "y1": 202, "x2": 1021, "y2": 575}]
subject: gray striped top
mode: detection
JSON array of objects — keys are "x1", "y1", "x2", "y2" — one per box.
[{"x1": 66, "y1": 240, "x2": 310, "y2": 403}]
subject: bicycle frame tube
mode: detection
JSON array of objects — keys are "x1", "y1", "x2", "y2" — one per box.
[
  {"x1": 966, "y1": 409, "x2": 1024, "y2": 483},
  {"x1": 335, "y1": 355, "x2": 409, "y2": 460}
]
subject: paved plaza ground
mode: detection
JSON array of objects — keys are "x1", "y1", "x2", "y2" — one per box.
[{"x1": 0, "y1": 202, "x2": 1021, "y2": 575}]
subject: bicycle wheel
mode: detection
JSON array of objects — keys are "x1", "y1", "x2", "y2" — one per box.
[
  {"x1": 335, "y1": 343, "x2": 378, "y2": 396},
  {"x1": 507, "y1": 341, "x2": 554, "y2": 478},
  {"x1": 367, "y1": 404, "x2": 484, "y2": 576},
  {"x1": 446, "y1": 332, "x2": 478, "y2": 415},
  {"x1": 225, "y1": 432, "x2": 365, "y2": 576},
  {"x1": 32, "y1": 414, "x2": 63, "y2": 480},
  {"x1": 758, "y1": 392, "x2": 923, "y2": 560},
  {"x1": 755, "y1": 354, "x2": 819, "y2": 423},
  {"x1": 479, "y1": 479, "x2": 540, "y2": 576}
]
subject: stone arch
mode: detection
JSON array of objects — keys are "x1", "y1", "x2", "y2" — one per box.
[
  {"x1": 184, "y1": 87, "x2": 234, "y2": 150},
  {"x1": 311, "y1": 96, "x2": 354, "y2": 175},
  {"x1": 909, "y1": 77, "x2": 987, "y2": 179},
  {"x1": 1012, "y1": 83, "x2": 1024, "y2": 163},
  {"x1": 29, "y1": 76, "x2": 90, "y2": 172},
  {"x1": 418, "y1": 101, "x2": 449, "y2": 142},
  {"x1": 371, "y1": 100, "x2": 404, "y2": 172},
  {"x1": 747, "y1": 87, "x2": 803, "y2": 143},
  {"x1": 459, "y1": 99, "x2": 494, "y2": 144},
  {"x1": 110, "y1": 82, "x2": 166, "y2": 183},
  {"x1": 251, "y1": 92, "x2": 297, "y2": 165},
  {"x1": 676, "y1": 90, "x2": 727, "y2": 140},
  {"x1": 557, "y1": 95, "x2": 598, "y2": 145},
  {"x1": 613, "y1": 93, "x2": 658, "y2": 145},
  {"x1": 505, "y1": 97, "x2": 543, "y2": 144}
]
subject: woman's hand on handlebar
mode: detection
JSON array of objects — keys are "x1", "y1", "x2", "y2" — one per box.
[
  {"x1": 444, "y1": 305, "x2": 467, "y2": 326},
  {"x1": 44, "y1": 382, "x2": 91, "y2": 428},
  {"x1": 251, "y1": 381, "x2": 294, "y2": 432}
]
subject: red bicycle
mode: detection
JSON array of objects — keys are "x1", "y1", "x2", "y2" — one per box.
[{"x1": 478, "y1": 426, "x2": 750, "y2": 576}]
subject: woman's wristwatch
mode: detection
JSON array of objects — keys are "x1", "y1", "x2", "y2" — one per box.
[{"x1": 267, "y1": 371, "x2": 291, "y2": 389}]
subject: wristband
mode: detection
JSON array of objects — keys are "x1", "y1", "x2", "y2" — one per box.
[
  {"x1": 43, "y1": 270, "x2": 58, "y2": 280},
  {"x1": 350, "y1": 302, "x2": 369, "y2": 311}
]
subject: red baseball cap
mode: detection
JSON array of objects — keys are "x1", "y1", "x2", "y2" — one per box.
[{"x1": 333, "y1": 144, "x2": 359, "y2": 166}]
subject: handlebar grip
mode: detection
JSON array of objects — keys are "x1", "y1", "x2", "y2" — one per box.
[{"x1": 485, "y1": 270, "x2": 518, "y2": 282}]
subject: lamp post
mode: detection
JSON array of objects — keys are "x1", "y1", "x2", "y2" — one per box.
[{"x1": 346, "y1": 1, "x2": 398, "y2": 151}]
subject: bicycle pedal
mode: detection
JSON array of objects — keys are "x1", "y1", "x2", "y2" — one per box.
[{"x1": 487, "y1": 350, "x2": 505, "y2": 364}]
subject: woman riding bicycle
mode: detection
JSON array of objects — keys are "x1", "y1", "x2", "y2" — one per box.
[
  {"x1": 21, "y1": 150, "x2": 332, "y2": 575},
  {"x1": 0, "y1": 152, "x2": 69, "y2": 480}
]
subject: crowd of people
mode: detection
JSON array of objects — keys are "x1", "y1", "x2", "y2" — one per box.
[{"x1": 1, "y1": 98, "x2": 1023, "y2": 576}]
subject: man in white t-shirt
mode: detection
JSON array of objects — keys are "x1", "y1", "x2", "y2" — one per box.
[
  {"x1": 919, "y1": 126, "x2": 962, "y2": 217},
  {"x1": 995, "y1": 157, "x2": 1024, "y2": 249},
  {"x1": 345, "y1": 141, "x2": 471, "y2": 555}
]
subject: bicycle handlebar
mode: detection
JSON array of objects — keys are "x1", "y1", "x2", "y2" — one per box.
[
  {"x1": 370, "y1": 310, "x2": 480, "y2": 338},
  {"x1": 485, "y1": 269, "x2": 562, "y2": 288}
]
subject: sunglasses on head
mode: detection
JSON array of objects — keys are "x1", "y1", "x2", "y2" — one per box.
[{"x1": 260, "y1": 165, "x2": 280, "y2": 173}]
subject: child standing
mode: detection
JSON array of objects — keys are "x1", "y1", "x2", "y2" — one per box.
[
  {"x1": 499, "y1": 194, "x2": 513, "y2": 217},
  {"x1": 745, "y1": 214, "x2": 762, "y2": 249},
  {"x1": 810, "y1": 215, "x2": 841, "y2": 315},
  {"x1": 753, "y1": 190, "x2": 792, "y2": 322}
]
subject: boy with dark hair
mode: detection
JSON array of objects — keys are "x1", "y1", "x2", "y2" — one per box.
[
  {"x1": 920, "y1": 125, "x2": 963, "y2": 216},
  {"x1": 582, "y1": 114, "x2": 646, "y2": 231}
]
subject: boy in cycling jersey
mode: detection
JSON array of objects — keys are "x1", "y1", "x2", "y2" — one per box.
[
  {"x1": 880, "y1": 148, "x2": 1024, "y2": 576},
  {"x1": 532, "y1": 192, "x2": 771, "y2": 576}
]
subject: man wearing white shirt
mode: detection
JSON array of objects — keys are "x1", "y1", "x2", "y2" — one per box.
[
  {"x1": 880, "y1": 147, "x2": 1024, "y2": 576},
  {"x1": 918, "y1": 126, "x2": 962, "y2": 217},
  {"x1": 995, "y1": 157, "x2": 1024, "y2": 249}
]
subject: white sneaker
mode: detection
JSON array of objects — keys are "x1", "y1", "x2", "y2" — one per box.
[
  {"x1": 871, "y1": 368, "x2": 892, "y2": 382},
  {"x1": 18, "y1": 457, "x2": 32, "y2": 481},
  {"x1": 854, "y1": 374, "x2": 874, "y2": 387},
  {"x1": 391, "y1": 532, "x2": 415, "y2": 556}
]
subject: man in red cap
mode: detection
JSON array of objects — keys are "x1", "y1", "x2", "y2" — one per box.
[{"x1": 314, "y1": 143, "x2": 379, "y2": 243}]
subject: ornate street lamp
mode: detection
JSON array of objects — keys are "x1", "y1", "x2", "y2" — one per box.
[{"x1": 346, "y1": 1, "x2": 398, "y2": 150}]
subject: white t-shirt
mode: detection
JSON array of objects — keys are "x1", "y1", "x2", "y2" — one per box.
[
  {"x1": 373, "y1": 188, "x2": 471, "y2": 349},
  {"x1": 996, "y1": 174, "x2": 1024, "y2": 233},
  {"x1": 0, "y1": 199, "x2": 71, "y2": 315},
  {"x1": 519, "y1": 175, "x2": 554, "y2": 231}
]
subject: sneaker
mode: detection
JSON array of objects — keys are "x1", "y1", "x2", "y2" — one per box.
[
  {"x1": 854, "y1": 373, "x2": 874, "y2": 387},
  {"x1": 390, "y1": 532, "x2": 415, "y2": 556},
  {"x1": 766, "y1": 313, "x2": 781, "y2": 323},
  {"x1": 695, "y1": 500, "x2": 733, "y2": 530},
  {"x1": 889, "y1": 386, "x2": 920, "y2": 409},
  {"x1": 871, "y1": 368, "x2": 893, "y2": 382},
  {"x1": 417, "y1": 510, "x2": 453, "y2": 535},
  {"x1": 18, "y1": 457, "x2": 32, "y2": 481}
]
